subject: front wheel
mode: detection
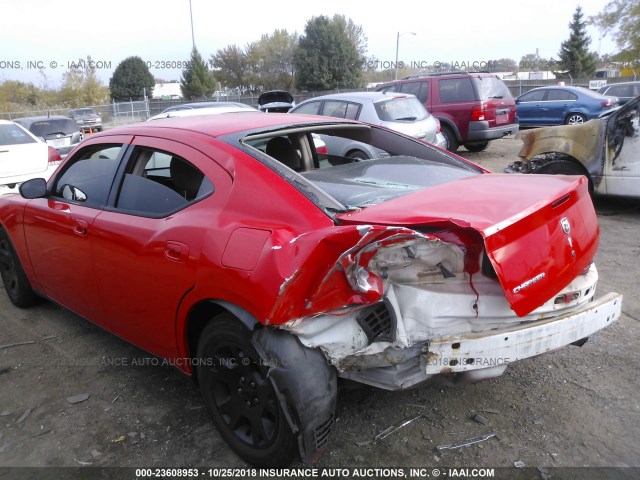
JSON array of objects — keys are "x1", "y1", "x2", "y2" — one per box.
[
  {"x1": 565, "y1": 113, "x2": 587, "y2": 125},
  {"x1": 197, "y1": 314, "x2": 297, "y2": 467},
  {"x1": 0, "y1": 229, "x2": 40, "y2": 307},
  {"x1": 464, "y1": 141, "x2": 490, "y2": 152},
  {"x1": 536, "y1": 159, "x2": 594, "y2": 196}
]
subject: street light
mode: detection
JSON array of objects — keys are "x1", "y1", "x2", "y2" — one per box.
[
  {"x1": 395, "y1": 31, "x2": 416, "y2": 80},
  {"x1": 189, "y1": 0, "x2": 196, "y2": 50}
]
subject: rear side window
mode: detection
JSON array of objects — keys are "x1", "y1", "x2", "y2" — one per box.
[
  {"x1": 0, "y1": 123, "x2": 36, "y2": 145},
  {"x1": 547, "y1": 90, "x2": 577, "y2": 101},
  {"x1": 438, "y1": 78, "x2": 476, "y2": 103},
  {"x1": 322, "y1": 101, "x2": 360, "y2": 120},
  {"x1": 374, "y1": 97, "x2": 428, "y2": 122}
]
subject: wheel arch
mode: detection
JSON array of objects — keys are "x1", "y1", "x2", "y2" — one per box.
[
  {"x1": 185, "y1": 299, "x2": 261, "y2": 383},
  {"x1": 534, "y1": 153, "x2": 596, "y2": 193}
]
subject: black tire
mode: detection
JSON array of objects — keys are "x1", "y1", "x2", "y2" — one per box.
[
  {"x1": 537, "y1": 159, "x2": 594, "y2": 196},
  {"x1": 0, "y1": 229, "x2": 40, "y2": 308},
  {"x1": 441, "y1": 125, "x2": 459, "y2": 152},
  {"x1": 347, "y1": 150, "x2": 369, "y2": 161},
  {"x1": 464, "y1": 141, "x2": 490, "y2": 152},
  {"x1": 197, "y1": 314, "x2": 297, "y2": 467},
  {"x1": 565, "y1": 113, "x2": 587, "y2": 125}
]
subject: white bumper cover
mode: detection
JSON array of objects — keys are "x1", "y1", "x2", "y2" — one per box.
[{"x1": 425, "y1": 292, "x2": 622, "y2": 374}]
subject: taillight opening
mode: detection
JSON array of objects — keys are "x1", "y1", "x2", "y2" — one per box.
[
  {"x1": 47, "y1": 146, "x2": 62, "y2": 166},
  {"x1": 470, "y1": 103, "x2": 486, "y2": 122}
]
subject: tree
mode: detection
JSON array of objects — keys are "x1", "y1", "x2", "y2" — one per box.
[
  {"x1": 335, "y1": 14, "x2": 368, "y2": 59},
  {"x1": 247, "y1": 29, "x2": 299, "y2": 91},
  {"x1": 294, "y1": 15, "x2": 362, "y2": 90},
  {"x1": 590, "y1": 0, "x2": 640, "y2": 62},
  {"x1": 557, "y1": 6, "x2": 597, "y2": 78},
  {"x1": 211, "y1": 44, "x2": 250, "y2": 91},
  {"x1": 109, "y1": 56, "x2": 154, "y2": 101},
  {"x1": 494, "y1": 58, "x2": 518, "y2": 72},
  {"x1": 59, "y1": 56, "x2": 110, "y2": 107},
  {"x1": 181, "y1": 48, "x2": 217, "y2": 99}
]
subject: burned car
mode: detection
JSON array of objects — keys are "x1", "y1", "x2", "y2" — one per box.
[
  {"x1": 505, "y1": 95, "x2": 640, "y2": 198},
  {"x1": 0, "y1": 113, "x2": 622, "y2": 467}
]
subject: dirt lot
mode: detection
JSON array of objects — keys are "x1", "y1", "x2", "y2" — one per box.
[{"x1": 1, "y1": 137, "x2": 640, "y2": 478}]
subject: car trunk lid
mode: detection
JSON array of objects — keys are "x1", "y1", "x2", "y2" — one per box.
[{"x1": 335, "y1": 173, "x2": 598, "y2": 316}]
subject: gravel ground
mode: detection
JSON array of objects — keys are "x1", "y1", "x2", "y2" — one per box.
[{"x1": 1, "y1": 136, "x2": 639, "y2": 479}]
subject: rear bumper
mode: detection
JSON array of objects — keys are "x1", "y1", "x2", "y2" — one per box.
[
  {"x1": 466, "y1": 121, "x2": 519, "y2": 141},
  {"x1": 425, "y1": 292, "x2": 622, "y2": 374}
]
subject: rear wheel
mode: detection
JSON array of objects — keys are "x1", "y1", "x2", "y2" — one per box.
[
  {"x1": 347, "y1": 150, "x2": 369, "y2": 161},
  {"x1": 565, "y1": 113, "x2": 587, "y2": 125},
  {"x1": 197, "y1": 314, "x2": 297, "y2": 467},
  {"x1": 536, "y1": 159, "x2": 594, "y2": 196},
  {"x1": 464, "y1": 141, "x2": 490, "y2": 152},
  {"x1": 441, "y1": 125, "x2": 459, "y2": 152},
  {"x1": 0, "y1": 229, "x2": 40, "y2": 308}
]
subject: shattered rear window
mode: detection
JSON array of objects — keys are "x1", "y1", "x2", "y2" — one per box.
[{"x1": 301, "y1": 157, "x2": 476, "y2": 208}]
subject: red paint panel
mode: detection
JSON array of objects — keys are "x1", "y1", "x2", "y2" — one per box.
[
  {"x1": 222, "y1": 228, "x2": 271, "y2": 270},
  {"x1": 337, "y1": 173, "x2": 597, "y2": 316}
]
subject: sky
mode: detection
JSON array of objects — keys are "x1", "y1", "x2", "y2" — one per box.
[{"x1": 0, "y1": 0, "x2": 618, "y2": 88}]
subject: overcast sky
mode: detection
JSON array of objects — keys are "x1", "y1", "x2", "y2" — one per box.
[{"x1": 1, "y1": 0, "x2": 617, "y2": 88}]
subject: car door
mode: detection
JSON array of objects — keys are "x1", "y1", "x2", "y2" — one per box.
[
  {"x1": 602, "y1": 98, "x2": 640, "y2": 196},
  {"x1": 91, "y1": 136, "x2": 230, "y2": 359},
  {"x1": 22, "y1": 138, "x2": 129, "y2": 318},
  {"x1": 546, "y1": 89, "x2": 578, "y2": 124},
  {"x1": 516, "y1": 89, "x2": 548, "y2": 126},
  {"x1": 435, "y1": 77, "x2": 476, "y2": 138}
]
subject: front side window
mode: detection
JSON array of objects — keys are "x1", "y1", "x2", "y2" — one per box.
[
  {"x1": 399, "y1": 81, "x2": 428, "y2": 103},
  {"x1": 53, "y1": 145, "x2": 123, "y2": 208},
  {"x1": 115, "y1": 148, "x2": 214, "y2": 217}
]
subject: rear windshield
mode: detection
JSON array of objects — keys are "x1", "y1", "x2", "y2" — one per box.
[
  {"x1": 374, "y1": 97, "x2": 428, "y2": 122},
  {"x1": 473, "y1": 76, "x2": 513, "y2": 100},
  {"x1": 301, "y1": 157, "x2": 476, "y2": 208},
  {"x1": 27, "y1": 119, "x2": 78, "y2": 136},
  {"x1": 0, "y1": 123, "x2": 37, "y2": 146}
]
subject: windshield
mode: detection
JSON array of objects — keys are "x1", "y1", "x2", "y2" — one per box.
[
  {"x1": 473, "y1": 77, "x2": 513, "y2": 100},
  {"x1": 301, "y1": 157, "x2": 476, "y2": 208},
  {"x1": 374, "y1": 97, "x2": 428, "y2": 122}
]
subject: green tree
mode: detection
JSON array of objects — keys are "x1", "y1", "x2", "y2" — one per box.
[
  {"x1": 181, "y1": 48, "x2": 217, "y2": 99},
  {"x1": 557, "y1": 6, "x2": 597, "y2": 78},
  {"x1": 109, "y1": 56, "x2": 154, "y2": 101},
  {"x1": 294, "y1": 15, "x2": 362, "y2": 90},
  {"x1": 247, "y1": 29, "x2": 298, "y2": 91},
  {"x1": 60, "y1": 56, "x2": 110, "y2": 107},
  {"x1": 211, "y1": 44, "x2": 250, "y2": 90},
  {"x1": 590, "y1": 0, "x2": 640, "y2": 62},
  {"x1": 494, "y1": 58, "x2": 518, "y2": 71},
  {"x1": 0, "y1": 81, "x2": 41, "y2": 108}
]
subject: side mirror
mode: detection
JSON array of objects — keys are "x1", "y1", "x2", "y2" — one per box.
[
  {"x1": 19, "y1": 178, "x2": 48, "y2": 199},
  {"x1": 61, "y1": 184, "x2": 87, "y2": 202}
]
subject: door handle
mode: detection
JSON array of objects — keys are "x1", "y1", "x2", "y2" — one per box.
[
  {"x1": 164, "y1": 241, "x2": 189, "y2": 263},
  {"x1": 73, "y1": 219, "x2": 88, "y2": 236}
]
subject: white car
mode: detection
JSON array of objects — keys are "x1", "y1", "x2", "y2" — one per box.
[
  {"x1": 290, "y1": 92, "x2": 448, "y2": 154},
  {"x1": 0, "y1": 120, "x2": 61, "y2": 196},
  {"x1": 147, "y1": 102, "x2": 257, "y2": 121}
]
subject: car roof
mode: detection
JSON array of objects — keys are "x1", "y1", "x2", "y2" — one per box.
[
  {"x1": 297, "y1": 91, "x2": 416, "y2": 103},
  {"x1": 163, "y1": 101, "x2": 252, "y2": 112},
  {"x1": 13, "y1": 115, "x2": 76, "y2": 124},
  {"x1": 91, "y1": 111, "x2": 360, "y2": 138}
]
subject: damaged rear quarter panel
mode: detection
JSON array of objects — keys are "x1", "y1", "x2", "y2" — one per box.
[{"x1": 517, "y1": 120, "x2": 607, "y2": 185}]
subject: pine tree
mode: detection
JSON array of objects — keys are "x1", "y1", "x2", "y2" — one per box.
[
  {"x1": 557, "y1": 6, "x2": 597, "y2": 78},
  {"x1": 181, "y1": 48, "x2": 217, "y2": 100}
]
